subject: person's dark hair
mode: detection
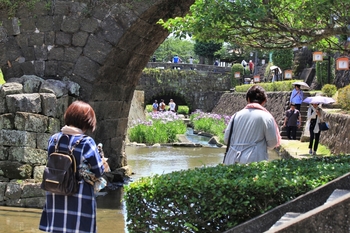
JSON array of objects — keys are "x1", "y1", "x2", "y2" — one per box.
[
  {"x1": 246, "y1": 85, "x2": 267, "y2": 104},
  {"x1": 295, "y1": 85, "x2": 301, "y2": 88},
  {"x1": 64, "y1": 101, "x2": 97, "y2": 132}
]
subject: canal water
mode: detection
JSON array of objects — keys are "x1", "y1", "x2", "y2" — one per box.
[{"x1": 0, "y1": 131, "x2": 280, "y2": 233}]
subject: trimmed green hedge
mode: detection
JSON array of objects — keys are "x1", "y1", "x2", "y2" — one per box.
[{"x1": 125, "y1": 155, "x2": 350, "y2": 233}]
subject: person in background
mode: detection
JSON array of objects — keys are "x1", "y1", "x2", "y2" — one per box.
[
  {"x1": 39, "y1": 100, "x2": 104, "y2": 233},
  {"x1": 152, "y1": 55, "x2": 156, "y2": 62},
  {"x1": 214, "y1": 59, "x2": 219, "y2": 66},
  {"x1": 159, "y1": 99, "x2": 166, "y2": 112},
  {"x1": 249, "y1": 60, "x2": 254, "y2": 74},
  {"x1": 152, "y1": 100, "x2": 158, "y2": 112},
  {"x1": 283, "y1": 103, "x2": 302, "y2": 140},
  {"x1": 241, "y1": 60, "x2": 247, "y2": 74},
  {"x1": 223, "y1": 85, "x2": 281, "y2": 164},
  {"x1": 189, "y1": 56, "x2": 193, "y2": 64},
  {"x1": 169, "y1": 99, "x2": 176, "y2": 113},
  {"x1": 307, "y1": 103, "x2": 325, "y2": 155},
  {"x1": 290, "y1": 84, "x2": 304, "y2": 111}
]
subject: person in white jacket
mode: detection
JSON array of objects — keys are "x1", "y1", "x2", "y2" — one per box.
[
  {"x1": 223, "y1": 85, "x2": 281, "y2": 164},
  {"x1": 307, "y1": 103, "x2": 325, "y2": 155}
]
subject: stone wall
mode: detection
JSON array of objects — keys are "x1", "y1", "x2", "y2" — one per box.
[
  {"x1": 212, "y1": 92, "x2": 350, "y2": 155},
  {"x1": 137, "y1": 69, "x2": 232, "y2": 112},
  {"x1": 0, "y1": 76, "x2": 80, "y2": 208}
]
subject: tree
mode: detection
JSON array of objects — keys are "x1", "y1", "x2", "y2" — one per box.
[
  {"x1": 152, "y1": 36, "x2": 196, "y2": 63},
  {"x1": 160, "y1": 0, "x2": 350, "y2": 52},
  {"x1": 193, "y1": 41, "x2": 222, "y2": 64}
]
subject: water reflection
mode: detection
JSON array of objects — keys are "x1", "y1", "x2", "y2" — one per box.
[{"x1": 0, "y1": 144, "x2": 280, "y2": 233}]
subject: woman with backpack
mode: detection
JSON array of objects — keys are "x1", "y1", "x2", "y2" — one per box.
[{"x1": 39, "y1": 101, "x2": 105, "y2": 233}]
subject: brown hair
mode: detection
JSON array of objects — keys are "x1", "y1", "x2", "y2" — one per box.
[
  {"x1": 246, "y1": 85, "x2": 267, "y2": 104},
  {"x1": 64, "y1": 101, "x2": 97, "y2": 132}
]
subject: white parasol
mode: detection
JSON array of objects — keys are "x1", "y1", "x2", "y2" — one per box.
[
  {"x1": 303, "y1": 96, "x2": 335, "y2": 104},
  {"x1": 269, "y1": 65, "x2": 282, "y2": 74},
  {"x1": 292, "y1": 81, "x2": 310, "y2": 89}
]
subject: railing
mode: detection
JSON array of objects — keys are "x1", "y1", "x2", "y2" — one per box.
[{"x1": 146, "y1": 62, "x2": 232, "y2": 73}]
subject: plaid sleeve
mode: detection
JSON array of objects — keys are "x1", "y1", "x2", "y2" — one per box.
[{"x1": 81, "y1": 136, "x2": 105, "y2": 178}]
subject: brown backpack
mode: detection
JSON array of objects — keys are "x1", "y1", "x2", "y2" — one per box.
[{"x1": 41, "y1": 134, "x2": 84, "y2": 195}]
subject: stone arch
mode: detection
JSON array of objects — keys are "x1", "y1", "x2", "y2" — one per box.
[
  {"x1": 147, "y1": 91, "x2": 192, "y2": 113},
  {"x1": 0, "y1": 0, "x2": 195, "y2": 172}
]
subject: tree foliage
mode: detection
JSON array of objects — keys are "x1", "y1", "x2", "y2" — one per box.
[
  {"x1": 160, "y1": 0, "x2": 350, "y2": 51},
  {"x1": 193, "y1": 41, "x2": 222, "y2": 64}
]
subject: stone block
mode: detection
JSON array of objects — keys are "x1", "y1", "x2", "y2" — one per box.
[
  {"x1": 0, "y1": 130, "x2": 37, "y2": 147},
  {"x1": 6, "y1": 93, "x2": 41, "y2": 113},
  {"x1": 65, "y1": 80, "x2": 80, "y2": 97},
  {"x1": 40, "y1": 93, "x2": 57, "y2": 117},
  {"x1": 39, "y1": 79, "x2": 68, "y2": 98},
  {"x1": 14, "y1": 112, "x2": 48, "y2": 133},
  {"x1": 0, "y1": 182, "x2": 6, "y2": 201},
  {"x1": 0, "y1": 96, "x2": 6, "y2": 113},
  {"x1": 36, "y1": 16, "x2": 54, "y2": 32},
  {"x1": 84, "y1": 35, "x2": 112, "y2": 64},
  {"x1": 21, "y1": 75, "x2": 45, "y2": 93},
  {"x1": 34, "y1": 44, "x2": 48, "y2": 61},
  {"x1": 5, "y1": 182, "x2": 22, "y2": 200},
  {"x1": 28, "y1": 33, "x2": 44, "y2": 46},
  {"x1": 72, "y1": 31, "x2": 89, "y2": 46},
  {"x1": 47, "y1": 118, "x2": 60, "y2": 134},
  {"x1": 80, "y1": 18, "x2": 99, "y2": 33},
  {"x1": 21, "y1": 183, "x2": 45, "y2": 198},
  {"x1": 0, "y1": 113, "x2": 15, "y2": 130},
  {"x1": 36, "y1": 133, "x2": 51, "y2": 150},
  {"x1": 23, "y1": 196, "x2": 45, "y2": 208},
  {"x1": 0, "y1": 83, "x2": 23, "y2": 97},
  {"x1": 5, "y1": 198, "x2": 24, "y2": 207},
  {"x1": 0, "y1": 161, "x2": 32, "y2": 179},
  {"x1": 64, "y1": 47, "x2": 82, "y2": 63},
  {"x1": 33, "y1": 166, "x2": 45, "y2": 182},
  {"x1": 61, "y1": 16, "x2": 80, "y2": 33},
  {"x1": 0, "y1": 146, "x2": 9, "y2": 160},
  {"x1": 56, "y1": 31, "x2": 71, "y2": 46},
  {"x1": 48, "y1": 46, "x2": 64, "y2": 61},
  {"x1": 73, "y1": 56, "x2": 99, "y2": 82},
  {"x1": 9, "y1": 147, "x2": 47, "y2": 165}
]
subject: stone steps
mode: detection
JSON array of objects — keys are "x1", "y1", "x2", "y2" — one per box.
[{"x1": 266, "y1": 189, "x2": 350, "y2": 232}]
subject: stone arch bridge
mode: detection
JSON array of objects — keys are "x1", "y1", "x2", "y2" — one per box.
[
  {"x1": 0, "y1": 0, "x2": 195, "y2": 171},
  {"x1": 139, "y1": 62, "x2": 232, "y2": 112}
]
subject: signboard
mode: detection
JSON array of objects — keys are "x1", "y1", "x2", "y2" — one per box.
[
  {"x1": 254, "y1": 75, "x2": 260, "y2": 83},
  {"x1": 336, "y1": 57, "x2": 349, "y2": 70},
  {"x1": 313, "y1": 52, "x2": 323, "y2": 61},
  {"x1": 234, "y1": 72, "x2": 240, "y2": 78},
  {"x1": 284, "y1": 70, "x2": 292, "y2": 79}
]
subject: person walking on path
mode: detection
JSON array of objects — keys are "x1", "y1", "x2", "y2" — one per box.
[
  {"x1": 223, "y1": 85, "x2": 281, "y2": 165},
  {"x1": 168, "y1": 99, "x2": 176, "y2": 112},
  {"x1": 152, "y1": 100, "x2": 158, "y2": 112},
  {"x1": 290, "y1": 84, "x2": 304, "y2": 111},
  {"x1": 283, "y1": 103, "x2": 302, "y2": 140},
  {"x1": 307, "y1": 103, "x2": 325, "y2": 155},
  {"x1": 39, "y1": 101, "x2": 105, "y2": 233}
]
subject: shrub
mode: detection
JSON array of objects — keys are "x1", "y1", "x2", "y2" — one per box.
[
  {"x1": 321, "y1": 84, "x2": 337, "y2": 97},
  {"x1": 125, "y1": 155, "x2": 350, "y2": 233},
  {"x1": 0, "y1": 69, "x2": 4, "y2": 85},
  {"x1": 338, "y1": 84, "x2": 350, "y2": 111},
  {"x1": 177, "y1": 105, "x2": 189, "y2": 115},
  {"x1": 231, "y1": 63, "x2": 244, "y2": 86},
  {"x1": 128, "y1": 111, "x2": 187, "y2": 144},
  {"x1": 315, "y1": 57, "x2": 335, "y2": 86},
  {"x1": 190, "y1": 110, "x2": 230, "y2": 143}
]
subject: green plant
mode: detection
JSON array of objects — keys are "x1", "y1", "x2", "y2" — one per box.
[
  {"x1": 128, "y1": 111, "x2": 187, "y2": 144},
  {"x1": 321, "y1": 84, "x2": 337, "y2": 97},
  {"x1": 271, "y1": 49, "x2": 293, "y2": 70},
  {"x1": 124, "y1": 155, "x2": 350, "y2": 233},
  {"x1": 230, "y1": 63, "x2": 244, "y2": 87},
  {"x1": 338, "y1": 84, "x2": 350, "y2": 111},
  {"x1": 177, "y1": 105, "x2": 189, "y2": 115},
  {"x1": 0, "y1": 68, "x2": 4, "y2": 84},
  {"x1": 190, "y1": 110, "x2": 230, "y2": 143}
]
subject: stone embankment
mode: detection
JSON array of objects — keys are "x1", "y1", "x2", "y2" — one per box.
[
  {"x1": 0, "y1": 75, "x2": 80, "y2": 208},
  {"x1": 212, "y1": 92, "x2": 350, "y2": 155}
]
